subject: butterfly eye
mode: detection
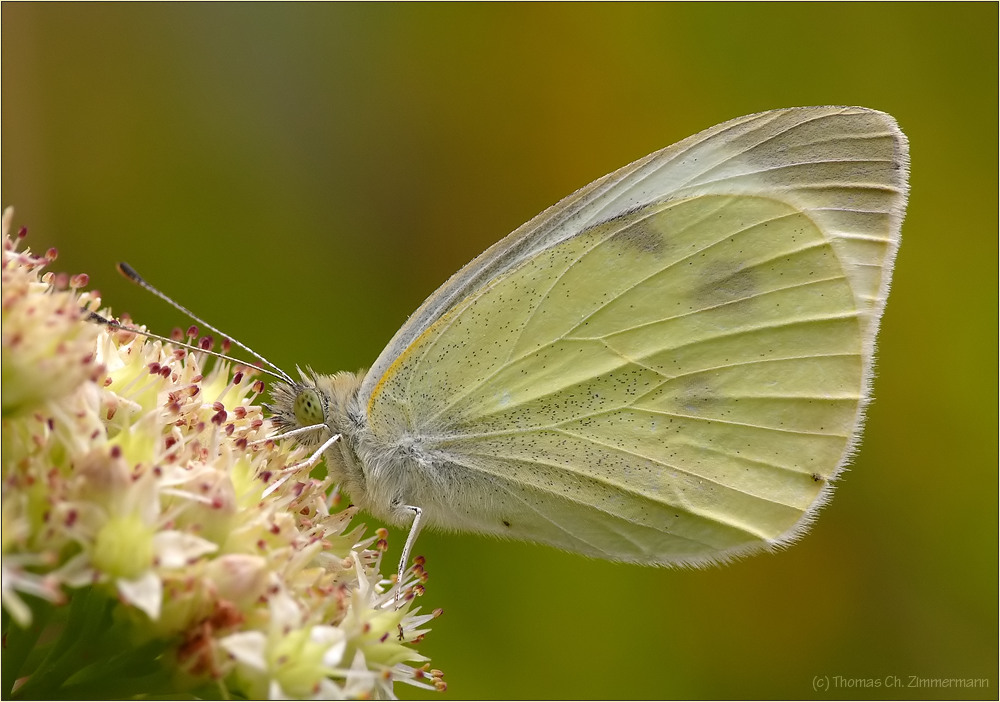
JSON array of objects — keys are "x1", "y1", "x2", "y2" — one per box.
[{"x1": 293, "y1": 388, "x2": 325, "y2": 427}]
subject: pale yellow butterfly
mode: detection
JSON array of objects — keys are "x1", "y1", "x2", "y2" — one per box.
[{"x1": 266, "y1": 106, "x2": 908, "y2": 575}]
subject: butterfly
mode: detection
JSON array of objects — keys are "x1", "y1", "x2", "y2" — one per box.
[{"x1": 264, "y1": 106, "x2": 908, "y2": 574}]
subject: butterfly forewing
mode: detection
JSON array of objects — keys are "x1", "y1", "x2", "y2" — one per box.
[{"x1": 360, "y1": 106, "x2": 907, "y2": 565}]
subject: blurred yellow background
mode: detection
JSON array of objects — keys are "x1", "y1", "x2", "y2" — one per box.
[{"x1": 3, "y1": 4, "x2": 996, "y2": 700}]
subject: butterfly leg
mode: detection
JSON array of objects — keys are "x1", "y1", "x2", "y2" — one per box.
[
  {"x1": 260, "y1": 433, "x2": 341, "y2": 498},
  {"x1": 394, "y1": 504, "x2": 423, "y2": 604}
]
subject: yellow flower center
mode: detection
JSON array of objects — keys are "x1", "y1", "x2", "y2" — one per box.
[{"x1": 92, "y1": 513, "x2": 154, "y2": 579}]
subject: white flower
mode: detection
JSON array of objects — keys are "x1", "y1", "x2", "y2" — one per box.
[{"x1": 1, "y1": 208, "x2": 445, "y2": 699}]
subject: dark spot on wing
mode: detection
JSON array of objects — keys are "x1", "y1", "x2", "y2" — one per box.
[
  {"x1": 696, "y1": 261, "x2": 757, "y2": 306},
  {"x1": 608, "y1": 219, "x2": 666, "y2": 255}
]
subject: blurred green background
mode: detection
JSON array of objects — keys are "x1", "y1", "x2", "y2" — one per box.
[{"x1": 3, "y1": 4, "x2": 996, "y2": 700}]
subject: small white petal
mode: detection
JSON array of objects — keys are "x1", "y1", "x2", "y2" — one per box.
[
  {"x1": 315, "y1": 678, "x2": 347, "y2": 699},
  {"x1": 54, "y1": 552, "x2": 94, "y2": 587},
  {"x1": 268, "y1": 679, "x2": 291, "y2": 700},
  {"x1": 152, "y1": 531, "x2": 218, "y2": 568},
  {"x1": 1, "y1": 588, "x2": 33, "y2": 628},
  {"x1": 267, "y1": 591, "x2": 303, "y2": 634},
  {"x1": 117, "y1": 570, "x2": 162, "y2": 620},
  {"x1": 343, "y1": 650, "x2": 377, "y2": 699},
  {"x1": 312, "y1": 626, "x2": 347, "y2": 668},
  {"x1": 219, "y1": 630, "x2": 269, "y2": 670}
]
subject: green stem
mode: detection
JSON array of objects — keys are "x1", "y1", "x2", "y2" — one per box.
[
  {"x1": 6, "y1": 585, "x2": 194, "y2": 700},
  {"x1": 2, "y1": 600, "x2": 54, "y2": 696},
  {"x1": 9, "y1": 587, "x2": 107, "y2": 698}
]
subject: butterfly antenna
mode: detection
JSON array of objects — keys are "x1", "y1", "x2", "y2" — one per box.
[
  {"x1": 88, "y1": 310, "x2": 289, "y2": 383},
  {"x1": 116, "y1": 262, "x2": 294, "y2": 384}
]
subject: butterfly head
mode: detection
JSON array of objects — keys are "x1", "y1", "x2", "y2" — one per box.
[
  {"x1": 265, "y1": 368, "x2": 367, "y2": 447},
  {"x1": 265, "y1": 369, "x2": 328, "y2": 445},
  {"x1": 263, "y1": 368, "x2": 373, "y2": 510}
]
